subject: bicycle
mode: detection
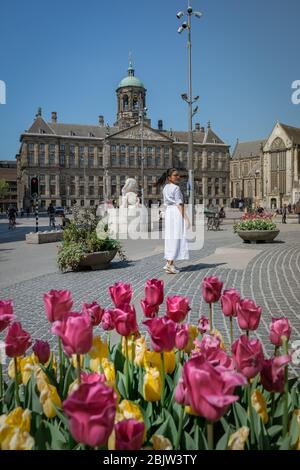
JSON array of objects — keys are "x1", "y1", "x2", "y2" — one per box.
[{"x1": 207, "y1": 213, "x2": 221, "y2": 231}]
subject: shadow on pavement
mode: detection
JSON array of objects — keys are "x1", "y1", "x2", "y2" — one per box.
[{"x1": 180, "y1": 262, "x2": 227, "y2": 272}]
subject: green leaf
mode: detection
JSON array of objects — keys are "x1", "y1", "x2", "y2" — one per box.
[
  {"x1": 233, "y1": 402, "x2": 248, "y2": 427},
  {"x1": 279, "y1": 434, "x2": 290, "y2": 450},
  {"x1": 183, "y1": 431, "x2": 197, "y2": 450},
  {"x1": 116, "y1": 371, "x2": 126, "y2": 399},
  {"x1": 30, "y1": 378, "x2": 43, "y2": 414},
  {"x1": 267, "y1": 425, "x2": 282, "y2": 439},
  {"x1": 289, "y1": 413, "x2": 300, "y2": 449},
  {"x1": 216, "y1": 429, "x2": 230, "y2": 450},
  {"x1": 62, "y1": 363, "x2": 76, "y2": 400},
  {"x1": 46, "y1": 421, "x2": 67, "y2": 450},
  {"x1": 52, "y1": 405, "x2": 69, "y2": 429}
]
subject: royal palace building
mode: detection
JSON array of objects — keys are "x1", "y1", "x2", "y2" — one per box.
[
  {"x1": 230, "y1": 122, "x2": 300, "y2": 209},
  {"x1": 16, "y1": 62, "x2": 230, "y2": 210}
]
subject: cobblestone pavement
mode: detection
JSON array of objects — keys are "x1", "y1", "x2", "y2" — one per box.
[{"x1": 0, "y1": 225, "x2": 300, "y2": 373}]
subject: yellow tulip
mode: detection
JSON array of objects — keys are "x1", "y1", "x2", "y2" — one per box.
[
  {"x1": 39, "y1": 382, "x2": 62, "y2": 419},
  {"x1": 152, "y1": 435, "x2": 173, "y2": 450},
  {"x1": 228, "y1": 426, "x2": 250, "y2": 450},
  {"x1": 184, "y1": 325, "x2": 199, "y2": 354},
  {"x1": 185, "y1": 406, "x2": 198, "y2": 416},
  {"x1": 251, "y1": 390, "x2": 268, "y2": 424},
  {"x1": 34, "y1": 367, "x2": 50, "y2": 393},
  {"x1": 71, "y1": 354, "x2": 84, "y2": 369},
  {"x1": 293, "y1": 410, "x2": 300, "y2": 450},
  {"x1": 68, "y1": 379, "x2": 80, "y2": 396},
  {"x1": 143, "y1": 351, "x2": 176, "y2": 375},
  {"x1": 5, "y1": 408, "x2": 31, "y2": 433},
  {"x1": 0, "y1": 426, "x2": 34, "y2": 451},
  {"x1": 20, "y1": 356, "x2": 35, "y2": 386},
  {"x1": 122, "y1": 336, "x2": 135, "y2": 362},
  {"x1": 143, "y1": 367, "x2": 162, "y2": 402},
  {"x1": 89, "y1": 336, "x2": 108, "y2": 361},
  {"x1": 102, "y1": 359, "x2": 116, "y2": 384},
  {"x1": 8, "y1": 357, "x2": 22, "y2": 383},
  {"x1": 134, "y1": 336, "x2": 147, "y2": 367},
  {"x1": 116, "y1": 400, "x2": 144, "y2": 423}
]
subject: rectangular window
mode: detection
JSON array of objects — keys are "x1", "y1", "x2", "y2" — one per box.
[
  {"x1": 39, "y1": 155, "x2": 45, "y2": 166},
  {"x1": 88, "y1": 146, "x2": 94, "y2": 155},
  {"x1": 28, "y1": 154, "x2": 34, "y2": 166},
  {"x1": 79, "y1": 146, "x2": 85, "y2": 157},
  {"x1": 59, "y1": 155, "x2": 65, "y2": 167},
  {"x1": 69, "y1": 155, "x2": 75, "y2": 168},
  {"x1": 147, "y1": 156, "x2": 153, "y2": 167},
  {"x1": 40, "y1": 185, "x2": 45, "y2": 196},
  {"x1": 28, "y1": 143, "x2": 34, "y2": 151},
  {"x1": 79, "y1": 186, "x2": 84, "y2": 196},
  {"x1": 70, "y1": 145, "x2": 75, "y2": 156},
  {"x1": 50, "y1": 185, "x2": 56, "y2": 196},
  {"x1": 89, "y1": 187, "x2": 94, "y2": 196},
  {"x1": 80, "y1": 156, "x2": 84, "y2": 168},
  {"x1": 120, "y1": 145, "x2": 126, "y2": 154},
  {"x1": 156, "y1": 157, "x2": 161, "y2": 166},
  {"x1": 120, "y1": 155, "x2": 126, "y2": 166},
  {"x1": 49, "y1": 154, "x2": 55, "y2": 166},
  {"x1": 111, "y1": 145, "x2": 116, "y2": 153},
  {"x1": 129, "y1": 146, "x2": 135, "y2": 155},
  {"x1": 89, "y1": 176, "x2": 94, "y2": 183},
  {"x1": 88, "y1": 156, "x2": 94, "y2": 168},
  {"x1": 112, "y1": 156, "x2": 117, "y2": 167},
  {"x1": 98, "y1": 157, "x2": 103, "y2": 167},
  {"x1": 129, "y1": 155, "x2": 135, "y2": 167},
  {"x1": 70, "y1": 185, "x2": 76, "y2": 195},
  {"x1": 147, "y1": 147, "x2": 153, "y2": 156}
]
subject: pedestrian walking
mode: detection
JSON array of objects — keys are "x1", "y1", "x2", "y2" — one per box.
[
  {"x1": 282, "y1": 204, "x2": 287, "y2": 224},
  {"x1": 47, "y1": 203, "x2": 56, "y2": 228},
  {"x1": 295, "y1": 199, "x2": 300, "y2": 224},
  {"x1": 156, "y1": 168, "x2": 189, "y2": 274}
]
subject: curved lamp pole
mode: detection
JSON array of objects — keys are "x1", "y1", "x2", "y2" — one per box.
[{"x1": 177, "y1": 2, "x2": 202, "y2": 223}]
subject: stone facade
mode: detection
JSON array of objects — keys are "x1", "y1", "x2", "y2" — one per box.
[
  {"x1": 16, "y1": 64, "x2": 230, "y2": 210},
  {"x1": 0, "y1": 161, "x2": 18, "y2": 212},
  {"x1": 230, "y1": 122, "x2": 300, "y2": 209}
]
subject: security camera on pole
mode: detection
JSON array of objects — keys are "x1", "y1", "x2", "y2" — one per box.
[{"x1": 177, "y1": 1, "x2": 203, "y2": 225}]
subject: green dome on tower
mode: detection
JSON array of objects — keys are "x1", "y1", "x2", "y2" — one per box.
[{"x1": 117, "y1": 61, "x2": 144, "y2": 89}]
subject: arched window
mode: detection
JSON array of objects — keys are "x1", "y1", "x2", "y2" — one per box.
[
  {"x1": 133, "y1": 96, "x2": 139, "y2": 110},
  {"x1": 123, "y1": 95, "x2": 129, "y2": 111}
]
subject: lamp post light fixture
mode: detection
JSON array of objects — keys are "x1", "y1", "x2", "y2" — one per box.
[
  {"x1": 177, "y1": 1, "x2": 203, "y2": 223},
  {"x1": 139, "y1": 104, "x2": 148, "y2": 208}
]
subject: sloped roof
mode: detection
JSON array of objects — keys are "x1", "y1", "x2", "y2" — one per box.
[
  {"x1": 163, "y1": 128, "x2": 225, "y2": 145},
  {"x1": 280, "y1": 123, "x2": 300, "y2": 144},
  {"x1": 48, "y1": 123, "x2": 118, "y2": 138},
  {"x1": 232, "y1": 140, "x2": 265, "y2": 160}
]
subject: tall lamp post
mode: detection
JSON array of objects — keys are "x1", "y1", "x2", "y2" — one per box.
[
  {"x1": 103, "y1": 125, "x2": 110, "y2": 211},
  {"x1": 177, "y1": 2, "x2": 202, "y2": 221},
  {"x1": 139, "y1": 105, "x2": 147, "y2": 208}
]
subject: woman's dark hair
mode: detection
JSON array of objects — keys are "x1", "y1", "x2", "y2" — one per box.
[{"x1": 156, "y1": 168, "x2": 178, "y2": 187}]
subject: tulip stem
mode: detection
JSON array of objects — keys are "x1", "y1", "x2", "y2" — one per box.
[
  {"x1": 229, "y1": 317, "x2": 233, "y2": 347},
  {"x1": 175, "y1": 405, "x2": 184, "y2": 450},
  {"x1": 14, "y1": 357, "x2": 20, "y2": 407},
  {"x1": 125, "y1": 337, "x2": 130, "y2": 399},
  {"x1": 274, "y1": 346, "x2": 279, "y2": 357},
  {"x1": 58, "y1": 337, "x2": 63, "y2": 383},
  {"x1": 246, "y1": 330, "x2": 250, "y2": 339},
  {"x1": 270, "y1": 392, "x2": 275, "y2": 426},
  {"x1": 248, "y1": 382, "x2": 255, "y2": 446},
  {"x1": 76, "y1": 354, "x2": 81, "y2": 384},
  {"x1": 282, "y1": 336, "x2": 289, "y2": 438},
  {"x1": 161, "y1": 353, "x2": 166, "y2": 408},
  {"x1": 207, "y1": 421, "x2": 214, "y2": 450},
  {"x1": 107, "y1": 332, "x2": 111, "y2": 359},
  {"x1": 209, "y1": 304, "x2": 213, "y2": 333}
]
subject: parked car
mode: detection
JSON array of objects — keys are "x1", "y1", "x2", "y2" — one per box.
[{"x1": 55, "y1": 206, "x2": 65, "y2": 215}]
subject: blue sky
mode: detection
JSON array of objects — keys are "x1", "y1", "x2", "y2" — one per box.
[{"x1": 0, "y1": 0, "x2": 299, "y2": 159}]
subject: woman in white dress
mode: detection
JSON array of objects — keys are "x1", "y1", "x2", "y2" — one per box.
[{"x1": 157, "y1": 168, "x2": 189, "y2": 274}]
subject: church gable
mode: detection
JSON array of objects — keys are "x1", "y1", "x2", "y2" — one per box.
[
  {"x1": 263, "y1": 123, "x2": 293, "y2": 152},
  {"x1": 110, "y1": 124, "x2": 172, "y2": 142}
]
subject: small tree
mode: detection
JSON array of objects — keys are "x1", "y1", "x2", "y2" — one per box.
[{"x1": 0, "y1": 179, "x2": 9, "y2": 200}]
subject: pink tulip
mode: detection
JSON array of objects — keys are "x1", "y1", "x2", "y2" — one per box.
[
  {"x1": 260, "y1": 355, "x2": 291, "y2": 393},
  {"x1": 183, "y1": 355, "x2": 246, "y2": 421},
  {"x1": 80, "y1": 372, "x2": 106, "y2": 385},
  {"x1": 144, "y1": 316, "x2": 177, "y2": 353},
  {"x1": 194, "y1": 335, "x2": 233, "y2": 369},
  {"x1": 113, "y1": 304, "x2": 138, "y2": 337},
  {"x1": 221, "y1": 289, "x2": 240, "y2": 317},
  {"x1": 52, "y1": 312, "x2": 93, "y2": 357},
  {"x1": 237, "y1": 299, "x2": 262, "y2": 331},
  {"x1": 115, "y1": 419, "x2": 145, "y2": 450},
  {"x1": 198, "y1": 315, "x2": 210, "y2": 335},
  {"x1": 109, "y1": 282, "x2": 133, "y2": 308},
  {"x1": 43, "y1": 290, "x2": 73, "y2": 323},
  {"x1": 5, "y1": 322, "x2": 32, "y2": 358},
  {"x1": 166, "y1": 296, "x2": 190, "y2": 323},
  {"x1": 232, "y1": 335, "x2": 264, "y2": 379},
  {"x1": 32, "y1": 340, "x2": 50, "y2": 364},
  {"x1": 0, "y1": 300, "x2": 15, "y2": 332},
  {"x1": 175, "y1": 324, "x2": 189, "y2": 351},
  {"x1": 82, "y1": 301, "x2": 104, "y2": 327},
  {"x1": 63, "y1": 382, "x2": 117, "y2": 447},
  {"x1": 145, "y1": 279, "x2": 164, "y2": 307},
  {"x1": 101, "y1": 309, "x2": 115, "y2": 331},
  {"x1": 141, "y1": 300, "x2": 159, "y2": 319},
  {"x1": 202, "y1": 276, "x2": 223, "y2": 304},
  {"x1": 269, "y1": 318, "x2": 292, "y2": 347},
  {"x1": 174, "y1": 377, "x2": 189, "y2": 406}
]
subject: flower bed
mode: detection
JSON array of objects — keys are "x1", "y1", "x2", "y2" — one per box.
[
  {"x1": 234, "y1": 213, "x2": 278, "y2": 232},
  {"x1": 0, "y1": 278, "x2": 299, "y2": 451}
]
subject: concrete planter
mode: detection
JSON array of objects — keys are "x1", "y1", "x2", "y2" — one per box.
[
  {"x1": 236, "y1": 230, "x2": 280, "y2": 244},
  {"x1": 78, "y1": 250, "x2": 117, "y2": 270},
  {"x1": 26, "y1": 231, "x2": 63, "y2": 244}
]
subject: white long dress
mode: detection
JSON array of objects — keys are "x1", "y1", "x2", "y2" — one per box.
[{"x1": 163, "y1": 183, "x2": 189, "y2": 261}]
